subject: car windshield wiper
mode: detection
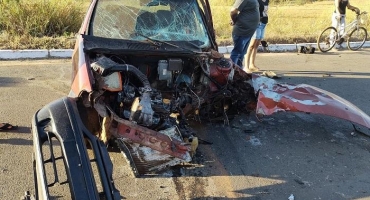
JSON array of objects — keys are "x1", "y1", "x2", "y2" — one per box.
[
  {"x1": 136, "y1": 32, "x2": 163, "y2": 47},
  {"x1": 135, "y1": 32, "x2": 199, "y2": 53}
]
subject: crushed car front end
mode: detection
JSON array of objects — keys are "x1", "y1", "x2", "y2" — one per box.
[{"x1": 28, "y1": 0, "x2": 370, "y2": 199}]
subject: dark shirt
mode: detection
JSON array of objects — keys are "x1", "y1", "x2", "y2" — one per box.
[
  {"x1": 335, "y1": 0, "x2": 349, "y2": 14},
  {"x1": 258, "y1": 0, "x2": 269, "y2": 24},
  {"x1": 232, "y1": 0, "x2": 260, "y2": 36}
]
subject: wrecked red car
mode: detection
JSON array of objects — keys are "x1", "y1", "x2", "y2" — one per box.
[{"x1": 27, "y1": 0, "x2": 370, "y2": 199}]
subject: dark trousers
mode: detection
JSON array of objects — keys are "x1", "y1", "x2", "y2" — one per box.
[{"x1": 230, "y1": 34, "x2": 253, "y2": 67}]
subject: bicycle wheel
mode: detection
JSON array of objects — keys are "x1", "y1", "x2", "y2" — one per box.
[
  {"x1": 317, "y1": 27, "x2": 338, "y2": 52},
  {"x1": 347, "y1": 27, "x2": 367, "y2": 51}
]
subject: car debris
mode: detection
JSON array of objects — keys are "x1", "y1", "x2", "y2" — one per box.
[
  {"x1": 252, "y1": 74, "x2": 370, "y2": 132},
  {"x1": 26, "y1": 0, "x2": 370, "y2": 199}
]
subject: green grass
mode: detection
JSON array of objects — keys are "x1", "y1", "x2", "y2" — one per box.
[
  {"x1": 213, "y1": 0, "x2": 370, "y2": 45},
  {"x1": 0, "y1": 0, "x2": 369, "y2": 49},
  {"x1": 0, "y1": 0, "x2": 85, "y2": 49}
]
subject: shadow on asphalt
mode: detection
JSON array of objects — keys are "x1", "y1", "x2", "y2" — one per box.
[
  {"x1": 0, "y1": 138, "x2": 32, "y2": 146},
  {"x1": 0, "y1": 77, "x2": 25, "y2": 87}
]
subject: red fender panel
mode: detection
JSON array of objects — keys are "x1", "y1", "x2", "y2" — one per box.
[{"x1": 252, "y1": 74, "x2": 370, "y2": 130}]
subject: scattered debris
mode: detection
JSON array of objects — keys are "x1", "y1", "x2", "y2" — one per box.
[
  {"x1": 322, "y1": 73, "x2": 332, "y2": 77},
  {"x1": 294, "y1": 179, "x2": 305, "y2": 185},
  {"x1": 248, "y1": 136, "x2": 262, "y2": 146},
  {"x1": 0, "y1": 123, "x2": 18, "y2": 131},
  {"x1": 299, "y1": 45, "x2": 315, "y2": 54},
  {"x1": 261, "y1": 70, "x2": 281, "y2": 79}
]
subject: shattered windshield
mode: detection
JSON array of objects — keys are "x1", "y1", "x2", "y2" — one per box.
[{"x1": 90, "y1": 0, "x2": 211, "y2": 48}]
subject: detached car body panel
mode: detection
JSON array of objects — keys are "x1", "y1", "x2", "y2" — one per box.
[
  {"x1": 28, "y1": 0, "x2": 370, "y2": 199},
  {"x1": 253, "y1": 74, "x2": 370, "y2": 132},
  {"x1": 31, "y1": 97, "x2": 120, "y2": 200}
]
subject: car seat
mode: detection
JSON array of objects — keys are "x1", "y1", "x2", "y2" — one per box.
[
  {"x1": 156, "y1": 10, "x2": 174, "y2": 28},
  {"x1": 135, "y1": 11, "x2": 158, "y2": 32}
]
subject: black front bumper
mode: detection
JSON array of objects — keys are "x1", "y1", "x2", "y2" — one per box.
[{"x1": 31, "y1": 97, "x2": 121, "y2": 200}]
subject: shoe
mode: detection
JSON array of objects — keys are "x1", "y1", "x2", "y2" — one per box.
[
  {"x1": 0, "y1": 123, "x2": 18, "y2": 131},
  {"x1": 262, "y1": 71, "x2": 278, "y2": 78},
  {"x1": 336, "y1": 38, "x2": 344, "y2": 45}
]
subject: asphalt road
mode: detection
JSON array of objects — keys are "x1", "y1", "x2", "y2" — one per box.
[{"x1": 1, "y1": 49, "x2": 370, "y2": 200}]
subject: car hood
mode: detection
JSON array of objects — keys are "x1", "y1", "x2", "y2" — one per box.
[{"x1": 252, "y1": 74, "x2": 370, "y2": 135}]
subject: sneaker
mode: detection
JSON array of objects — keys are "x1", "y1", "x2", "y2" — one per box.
[
  {"x1": 262, "y1": 70, "x2": 277, "y2": 78},
  {"x1": 336, "y1": 38, "x2": 344, "y2": 45}
]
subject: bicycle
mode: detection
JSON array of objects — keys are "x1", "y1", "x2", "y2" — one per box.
[{"x1": 317, "y1": 11, "x2": 368, "y2": 52}]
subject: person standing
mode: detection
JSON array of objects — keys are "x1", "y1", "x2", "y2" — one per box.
[
  {"x1": 245, "y1": 0, "x2": 269, "y2": 72},
  {"x1": 332, "y1": 0, "x2": 360, "y2": 47},
  {"x1": 229, "y1": 0, "x2": 260, "y2": 68}
]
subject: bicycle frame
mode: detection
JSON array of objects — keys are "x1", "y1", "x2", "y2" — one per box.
[
  {"x1": 317, "y1": 11, "x2": 367, "y2": 52},
  {"x1": 339, "y1": 15, "x2": 361, "y2": 39}
]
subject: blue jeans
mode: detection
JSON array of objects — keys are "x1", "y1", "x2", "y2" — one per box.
[
  {"x1": 230, "y1": 35, "x2": 253, "y2": 67},
  {"x1": 252, "y1": 22, "x2": 267, "y2": 40}
]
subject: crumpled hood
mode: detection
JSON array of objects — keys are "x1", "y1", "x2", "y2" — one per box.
[{"x1": 252, "y1": 74, "x2": 370, "y2": 133}]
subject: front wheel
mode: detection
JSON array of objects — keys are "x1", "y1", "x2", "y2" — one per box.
[
  {"x1": 347, "y1": 27, "x2": 367, "y2": 51},
  {"x1": 317, "y1": 27, "x2": 338, "y2": 52}
]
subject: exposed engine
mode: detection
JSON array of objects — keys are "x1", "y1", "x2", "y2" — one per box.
[{"x1": 81, "y1": 52, "x2": 256, "y2": 175}]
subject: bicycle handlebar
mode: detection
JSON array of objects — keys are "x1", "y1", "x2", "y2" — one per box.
[{"x1": 354, "y1": 11, "x2": 367, "y2": 17}]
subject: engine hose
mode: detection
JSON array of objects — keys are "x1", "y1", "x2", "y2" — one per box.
[
  {"x1": 112, "y1": 64, "x2": 151, "y2": 90},
  {"x1": 93, "y1": 56, "x2": 151, "y2": 90},
  {"x1": 113, "y1": 63, "x2": 154, "y2": 126}
]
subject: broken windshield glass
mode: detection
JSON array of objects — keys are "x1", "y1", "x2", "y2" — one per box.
[{"x1": 90, "y1": 0, "x2": 211, "y2": 48}]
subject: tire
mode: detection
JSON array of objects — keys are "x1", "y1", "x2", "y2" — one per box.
[
  {"x1": 317, "y1": 27, "x2": 338, "y2": 52},
  {"x1": 347, "y1": 27, "x2": 367, "y2": 51}
]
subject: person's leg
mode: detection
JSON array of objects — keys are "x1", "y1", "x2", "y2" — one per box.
[
  {"x1": 331, "y1": 13, "x2": 345, "y2": 33},
  {"x1": 250, "y1": 23, "x2": 266, "y2": 69},
  {"x1": 245, "y1": 38, "x2": 255, "y2": 70},
  {"x1": 231, "y1": 35, "x2": 251, "y2": 67},
  {"x1": 244, "y1": 38, "x2": 258, "y2": 71},
  {"x1": 245, "y1": 29, "x2": 257, "y2": 69},
  {"x1": 249, "y1": 39, "x2": 261, "y2": 69},
  {"x1": 240, "y1": 35, "x2": 253, "y2": 66},
  {"x1": 339, "y1": 15, "x2": 345, "y2": 36},
  {"x1": 336, "y1": 15, "x2": 346, "y2": 48},
  {"x1": 332, "y1": 13, "x2": 346, "y2": 49},
  {"x1": 336, "y1": 16, "x2": 346, "y2": 48},
  {"x1": 246, "y1": 23, "x2": 266, "y2": 71},
  {"x1": 331, "y1": 12, "x2": 338, "y2": 28},
  {"x1": 230, "y1": 35, "x2": 243, "y2": 67},
  {"x1": 331, "y1": 12, "x2": 338, "y2": 45}
]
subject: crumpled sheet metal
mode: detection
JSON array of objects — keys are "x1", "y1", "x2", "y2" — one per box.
[{"x1": 252, "y1": 74, "x2": 370, "y2": 129}]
